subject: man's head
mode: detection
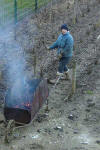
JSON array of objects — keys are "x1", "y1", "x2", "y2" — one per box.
[{"x1": 61, "y1": 24, "x2": 68, "y2": 34}]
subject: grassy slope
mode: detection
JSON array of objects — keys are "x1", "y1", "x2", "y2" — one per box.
[
  {"x1": 0, "y1": 0, "x2": 50, "y2": 26},
  {"x1": 0, "y1": 0, "x2": 51, "y2": 25},
  {"x1": 1, "y1": 0, "x2": 51, "y2": 9}
]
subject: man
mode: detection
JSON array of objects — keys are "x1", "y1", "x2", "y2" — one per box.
[{"x1": 48, "y1": 24, "x2": 74, "y2": 80}]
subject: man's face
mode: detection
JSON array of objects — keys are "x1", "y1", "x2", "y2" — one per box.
[{"x1": 61, "y1": 29, "x2": 67, "y2": 34}]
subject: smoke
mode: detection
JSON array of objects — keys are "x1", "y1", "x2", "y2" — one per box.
[
  {"x1": 0, "y1": 28, "x2": 39, "y2": 109},
  {"x1": 0, "y1": 39, "x2": 26, "y2": 84}
]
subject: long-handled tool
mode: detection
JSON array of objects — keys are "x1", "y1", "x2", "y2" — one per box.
[{"x1": 46, "y1": 75, "x2": 62, "y2": 111}]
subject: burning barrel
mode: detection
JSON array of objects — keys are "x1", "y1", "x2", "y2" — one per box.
[{"x1": 4, "y1": 78, "x2": 49, "y2": 124}]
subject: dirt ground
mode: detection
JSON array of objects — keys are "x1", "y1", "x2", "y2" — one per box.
[{"x1": 0, "y1": 0, "x2": 100, "y2": 150}]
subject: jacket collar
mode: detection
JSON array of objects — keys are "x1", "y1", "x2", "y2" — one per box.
[{"x1": 62, "y1": 31, "x2": 69, "y2": 36}]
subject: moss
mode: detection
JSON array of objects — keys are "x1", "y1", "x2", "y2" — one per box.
[{"x1": 86, "y1": 90, "x2": 93, "y2": 95}]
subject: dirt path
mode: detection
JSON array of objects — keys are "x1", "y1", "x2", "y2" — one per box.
[{"x1": 0, "y1": 0, "x2": 100, "y2": 150}]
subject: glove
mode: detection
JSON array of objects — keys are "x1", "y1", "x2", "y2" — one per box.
[{"x1": 58, "y1": 53, "x2": 62, "y2": 59}]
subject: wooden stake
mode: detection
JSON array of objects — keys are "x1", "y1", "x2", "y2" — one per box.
[{"x1": 72, "y1": 61, "x2": 76, "y2": 94}]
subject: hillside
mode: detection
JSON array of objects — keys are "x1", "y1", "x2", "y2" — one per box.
[{"x1": 0, "y1": 0, "x2": 100, "y2": 150}]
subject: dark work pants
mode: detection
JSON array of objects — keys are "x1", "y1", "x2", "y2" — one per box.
[{"x1": 58, "y1": 57, "x2": 72, "y2": 73}]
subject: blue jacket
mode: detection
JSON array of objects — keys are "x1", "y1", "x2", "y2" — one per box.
[{"x1": 49, "y1": 32, "x2": 74, "y2": 57}]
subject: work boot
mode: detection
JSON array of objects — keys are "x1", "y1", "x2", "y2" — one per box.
[
  {"x1": 57, "y1": 71, "x2": 67, "y2": 80},
  {"x1": 57, "y1": 71, "x2": 70, "y2": 80},
  {"x1": 56, "y1": 71, "x2": 64, "y2": 76}
]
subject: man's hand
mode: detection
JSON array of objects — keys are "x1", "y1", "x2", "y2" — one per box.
[{"x1": 58, "y1": 53, "x2": 62, "y2": 59}]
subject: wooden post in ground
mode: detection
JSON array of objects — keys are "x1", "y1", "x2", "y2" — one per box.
[{"x1": 72, "y1": 61, "x2": 76, "y2": 94}]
